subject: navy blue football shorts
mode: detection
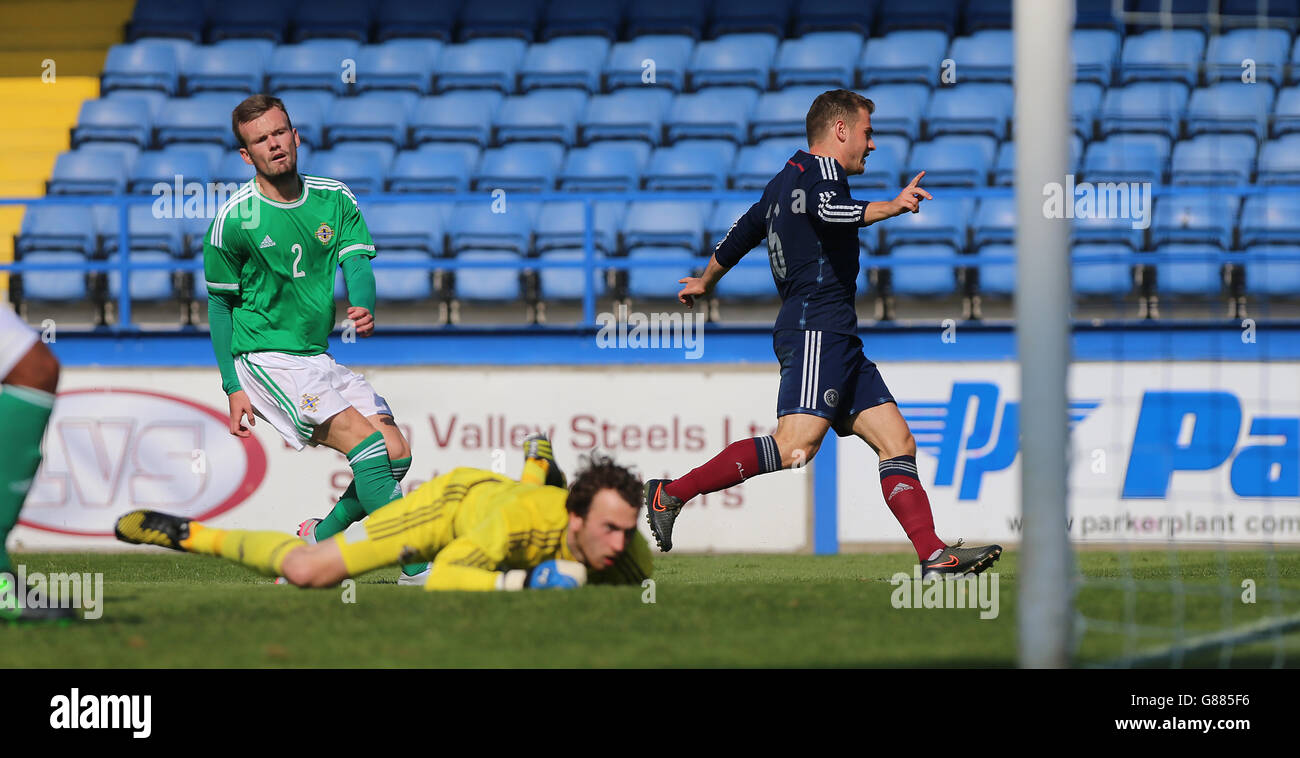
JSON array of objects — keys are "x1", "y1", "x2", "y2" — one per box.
[{"x1": 773, "y1": 329, "x2": 896, "y2": 437}]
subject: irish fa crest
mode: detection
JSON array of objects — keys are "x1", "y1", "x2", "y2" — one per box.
[
  {"x1": 315, "y1": 223, "x2": 334, "y2": 245},
  {"x1": 300, "y1": 393, "x2": 320, "y2": 412}
]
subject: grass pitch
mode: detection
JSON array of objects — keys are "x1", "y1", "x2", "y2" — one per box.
[{"x1": 3, "y1": 550, "x2": 1298, "y2": 668}]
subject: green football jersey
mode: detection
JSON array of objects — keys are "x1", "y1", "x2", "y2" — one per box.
[{"x1": 203, "y1": 174, "x2": 375, "y2": 357}]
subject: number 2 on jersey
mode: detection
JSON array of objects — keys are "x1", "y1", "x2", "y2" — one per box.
[{"x1": 291, "y1": 243, "x2": 306, "y2": 278}]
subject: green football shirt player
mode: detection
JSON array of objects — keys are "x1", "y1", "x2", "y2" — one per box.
[{"x1": 204, "y1": 94, "x2": 427, "y2": 582}]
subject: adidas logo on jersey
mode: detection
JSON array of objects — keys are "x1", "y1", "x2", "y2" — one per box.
[
  {"x1": 259, "y1": 235, "x2": 276, "y2": 249},
  {"x1": 888, "y1": 482, "x2": 914, "y2": 502}
]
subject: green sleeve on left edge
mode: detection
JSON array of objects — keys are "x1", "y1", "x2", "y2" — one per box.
[{"x1": 341, "y1": 254, "x2": 376, "y2": 314}]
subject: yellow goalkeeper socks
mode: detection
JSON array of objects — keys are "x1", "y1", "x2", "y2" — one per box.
[{"x1": 181, "y1": 524, "x2": 304, "y2": 578}]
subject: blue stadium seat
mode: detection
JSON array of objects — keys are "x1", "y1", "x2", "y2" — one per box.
[
  {"x1": 290, "y1": 0, "x2": 374, "y2": 43},
  {"x1": 880, "y1": 197, "x2": 973, "y2": 250},
  {"x1": 537, "y1": 248, "x2": 608, "y2": 300},
  {"x1": 541, "y1": 0, "x2": 624, "y2": 40},
  {"x1": 107, "y1": 251, "x2": 177, "y2": 302},
  {"x1": 713, "y1": 244, "x2": 776, "y2": 299},
  {"x1": 1074, "y1": 82, "x2": 1104, "y2": 139},
  {"x1": 455, "y1": 251, "x2": 523, "y2": 301},
  {"x1": 688, "y1": 33, "x2": 780, "y2": 90},
  {"x1": 17, "y1": 206, "x2": 98, "y2": 255},
  {"x1": 472, "y1": 142, "x2": 566, "y2": 191},
  {"x1": 857, "y1": 31, "x2": 948, "y2": 87},
  {"x1": 359, "y1": 201, "x2": 445, "y2": 255},
  {"x1": 17, "y1": 252, "x2": 89, "y2": 303},
  {"x1": 1243, "y1": 246, "x2": 1300, "y2": 295},
  {"x1": 666, "y1": 87, "x2": 759, "y2": 143},
  {"x1": 877, "y1": 0, "x2": 960, "y2": 36},
  {"x1": 387, "y1": 143, "x2": 480, "y2": 192},
  {"x1": 181, "y1": 45, "x2": 265, "y2": 95},
  {"x1": 325, "y1": 91, "x2": 417, "y2": 146},
  {"x1": 1120, "y1": 30, "x2": 1204, "y2": 87},
  {"x1": 267, "y1": 41, "x2": 360, "y2": 94},
  {"x1": 434, "y1": 38, "x2": 528, "y2": 92},
  {"x1": 494, "y1": 88, "x2": 588, "y2": 145},
  {"x1": 622, "y1": 200, "x2": 708, "y2": 250},
  {"x1": 1186, "y1": 83, "x2": 1275, "y2": 140},
  {"x1": 792, "y1": 0, "x2": 877, "y2": 35},
  {"x1": 208, "y1": 0, "x2": 294, "y2": 43},
  {"x1": 604, "y1": 35, "x2": 695, "y2": 91},
  {"x1": 155, "y1": 94, "x2": 239, "y2": 147},
  {"x1": 410, "y1": 91, "x2": 503, "y2": 146},
  {"x1": 268, "y1": 91, "x2": 334, "y2": 147},
  {"x1": 710, "y1": 0, "x2": 792, "y2": 37},
  {"x1": 355, "y1": 40, "x2": 442, "y2": 93},
  {"x1": 375, "y1": 0, "x2": 459, "y2": 42},
  {"x1": 458, "y1": 0, "x2": 543, "y2": 42},
  {"x1": 772, "y1": 32, "x2": 862, "y2": 89},
  {"x1": 855, "y1": 134, "x2": 907, "y2": 192},
  {"x1": 643, "y1": 140, "x2": 736, "y2": 191},
  {"x1": 1152, "y1": 193, "x2": 1241, "y2": 249},
  {"x1": 947, "y1": 31, "x2": 1013, "y2": 83},
  {"x1": 905, "y1": 136, "x2": 997, "y2": 187},
  {"x1": 580, "y1": 89, "x2": 674, "y2": 144},
  {"x1": 708, "y1": 199, "x2": 758, "y2": 246},
  {"x1": 887, "y1": 244, "x2": 959, "y2": 296},
  {"x1": 624, "y1": 246, "x2": 699, "y2": 299},
  {"x1": 1258, "y1": 134, "x2": 1300, "y2": 184},
  {"x1": 98, "y1": 204, "x2": 187, "y2": 257},
  {"x1": 925, "y1": 83, "x2": 1013, "y2": 139},
  {"x1": 1153, "y1": 244, "x2": 1225, "y2": 296},
  {"x1": 373, "y1": 250, "x2": 435, "y2": 301},
  {"x1": 973, "y1": 197, "x2": 1016, "y2": 248},
  {"x1": 1075, "y1": 0, "x2": 1123, "y2": 32},
  {"x1": 559, "y1": 141, "x2": 652, "y2": 191},
  {"x1": 1099, "y1": 82, "x2": 1189, "y2": 139},
  {"x1": 448, "y1": 199, "x2": 539, "y2": 254},
  {"x1": 1170, "y1": 134, "x2": 1257, "y2": 185},
  {"x1": 750, "y1": 86, "x2": 826, "y2": 141},
  {"x1": 974, "y1": 243, "x2": 1015, "y2": 297},
  {"x1": 732, "y1": 137, "x2": 805, "y2": 190},
  {"x1": 1273, "y1": 86, "x2": 1300, "y2": 136},
  {"x1": 1240, "y1": 194, "x2": 1300, "y2": 245},
  {"x1": 1205, "y1": 29, "x2": 1290, "y2": 86},
  {"x1": 307, "y1": 145, "x2": 395, "y2": 193},
  {"x1": 128, "y1": 147, "x2": 211, "y2": 194},
  {"x1": 49, "y1": 149, "x2": 131, "y2": 194},
  {"x1": 626, "y1": 0, "x2": 709, "y2": 38},
  {"x1": 963, "y1": 0, "x2": 1011, "y2": 32},
  {"x1": 1072, "y1": 244, "x2": 1135, "y2": 296},
  {"x1": 519, "y1": 37, "x2": 610, "y2": 92},
  {"x1": 105, "y1": 88, "x2": 169, "y2": 119},
  {"x1": 1071, "y1": 203, "x2": 1148, "y2": 250},
  {"x1": 73, "y1": 97, "x2": 153, "y2": 147},
  {"x1": 102, "y1": 42, "x2": 181, "y2": 94},
  {"x1": 534, "y1": 200, "x2": 625, "y2": 252},
  {"x1": 127, "y1": 0, "x2": 204, "y2": 42},
  {"x1": 1221, "y1": 0, "x2": 1300, "y2": 33},
  {"x1": 1074, "y1": 29, "x2": 1121, "y2": 87}
]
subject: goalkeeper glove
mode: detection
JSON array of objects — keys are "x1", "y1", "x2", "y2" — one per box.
[{"x1": 496, "y1": 560, "x2": 587, "y2": 591}]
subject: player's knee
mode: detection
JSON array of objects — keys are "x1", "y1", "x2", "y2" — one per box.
[
  {"x1": 6, "y1": 342, "x2": 59, "y2": 393},
  {"x1": 776, "y1": 437, "x2": 820, "y2": 469},
  {"x1": 282, "y1": 548, "x2": 337, "y2": 588},
  {"x1": 879, "y1": 432, "x2": 916, "y2": 460}
]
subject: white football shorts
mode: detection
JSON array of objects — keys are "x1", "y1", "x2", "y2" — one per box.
[{"x1": 0, "y1": 305, "x2": 39, "y2": 381}]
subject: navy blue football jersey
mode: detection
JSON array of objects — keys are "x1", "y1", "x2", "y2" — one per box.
[{"x1": 713, "y1": 150, "x2": 872, "y2": 335}]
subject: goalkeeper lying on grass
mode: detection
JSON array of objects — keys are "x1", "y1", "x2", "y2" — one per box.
[{"x1": 115, "y1": 439, "x2": 652, "y2": 591}]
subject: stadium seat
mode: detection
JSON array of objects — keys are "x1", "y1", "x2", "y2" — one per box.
[
  {"x1": 666, "y1": 87, "x2": 759, "y2": 143},
  {"x1": 1073, "y1": 82, "x2": 1104, "y2": 139},
  {"x1": 1071, "y1": 199, "x2": 1149, "y2": 250},
  {"x1": 1074, "y1": 29, "x2": 1121, "y2": 87},
  {"x1": 154, "y1": 94, "x2": 240, "y2": 147},
  {"x1": 181, "y1": 45, "x2": 266, "y2": 94},
  {"x1": 533, "y1": 200, "x2": 625, "y2": 253},
  {"x1": 880, "y1": 197, "x2": 973, "y2": 251},
  {"x1": 447, "y1": 199, "x2": 539, "y2": 254},
  {"x1": 434, "y1": 38, "x2": 529, "y2": 92},
  {"x1": 643, "y1": 140, "x2": 737, "y2": 191},
  {"x1": 17, "y1": 206, "x2": 99, "y2": 256},
  {"x1": 750, "y1": 86, "x2": 829, "y2": 141},
  {"x1": 373, "y1": 250, "x2": 435, "y2": 301},
  {"x1": 107, "y1": 251, "x2": 177, "y2": 303},
  {"x1": 16, "y1": 252, "x2": 90, "y2": 303},
  {"x1": 580, "y1": 89, "x2": 675, "y2": 144},
  {"x1": 519, "y1": 37, "x2": 611, "y2": 92},
  {"x1": 1120, "y1": 30, "x2": 1204, "y2": 87},
  {"x1": 1152, "y1": 193, "x2": 1241, "y2": 249},
  {"x1": 105, "y1": 88, "x2": 170, "y2": 119},
  {"x1": 772, "y1": 32, "x2": 863, "y2": 89},
  {"x1": 458, "y1": 0, "x2": 543, "y2": 42},
  {"x1": 710, "y1": 0, "x2": 792, "y2": 36},
  {"x1": 1072, "y1": 243, "x2": 1135, "y2": 296},
  {"x1": 687, "y1": 33, "x2": 780, "y2": 90},
  {"x1": 712, "y1": 244, "x2": 776, "y2": 299},
  {"x1": 354, "y1": 40, "x2": 443, "y2": 93},
  {"x1": 1185, "y1": 83, "x2": 1275, "y2": 141},
  {"x1": 732, "y1": 137, "x2": 806, "y2": 190},
  {"x1": 1075, "y1": 0, "x2": 1123, "y2": 32},
  {"x1": 290, "y1": 0, "x2": 374, "y2": 43},
  {"x1": 973, "y1": 197, "x2": 1016, "y2": 248},
  {"x1": 306, "y1": 145, "x2": 395, "y2": 194},
  {"x1": 862, "y1": 84, "x2": 930, "y2": 137},
  {"x1": 387, "y1": 143, "x2": 480, "y2": 193},
  {"x1": 1273, "y1": 86, "x2": 1300, "y2": 137},
  {"x1": 494, "y1": 89, "x2": 589, "y2": 145},
  {"x1": 73, "y1": 97, "x2": 153, "y2": 147},
  {"x1": 1170, "y1": 134, "x2": 1257, "y2": 185},
  {"x1": 1099, "y1": 82, "x2": 1189, "y2": 139},
  {"x1": 126, "y1": 0, "x2": 204, "y2": 42},
  {"x1": 707, "y1": 199, "x2": 758, "y2": 246},
  {"x1": 558, "y1": 141, "x2": 652, "y2": 191},
  {"x1": 472, "y1": 142, "x2": 566, "y2": 191},
  {"x1": 963, "y1": 0, "x2": 1011, "y2": 33},
  {"x1": 1205, "y1": 29, "x2": 1290, "y2": 86},
  {"x1": 624, "y1": 247, "x2": 699, "y2": 299},
  {"x1": 925, "y1": 83, "x2": 1013, "y2": 139},
  {"x1": 886, "y1": 244, "x2": 959, "y2": 296},
  {"x1": 626, "y1": 0, "x2": 709, "y2": 38},
  {"x1": 1221, "y1": 0, "x2": 1300, "y2": 33},
  {"x1": 1258, "y1": 134, "x2": 1300, "y2": 184},
  {"x1": 876, "y1": 0, "x2": 960, "y2": 36},
  {"x1": 267, "y1": 40, "x2": 361, "y2": 94},
  {"x1": 855, "y1": 135, "x2": 907, "y2": 192},
  {"x1": 947, "y1": 31, "x2": 1013, "y2": 83},
  {"x1": 604, "y1": 35, "x2": 695, "y2": 91},
  {"x1": 375, "y1": 0, "x2": 459, "y2": 42},
  {"x1": 324, "y1": 91, "x2": 417, "y2": 146},
  {"x1": 1243, "y1": 246, "x2": 1300, "y2": 295},
  {"x1": 360, "y1": 201, "x2": 445, "y2": 255},
  {"x1": 622, "y1": 200, "x2": 708, "y2": 251},
  {"x1": 454, "y1": 250, "x2": 523, "y2": 301},
  {"x1": 974, "y1": 243, "x2": 1015, "y2": 297},
  {"x1": 127, "y1": 148, "x2": 211, "y2": 194},
  {"x1": 102, "y1": 42, "x2": 181, "y2": 94},
  {"x1": 905, "y1": 136, "x2": 997, "y2": 187},
  {"x1": 541, "y1": 0, "x2": 624, "y2": 40},
  {"x1": 1240, "y1": 193, "x2": 1300, "y2": 245},
  {"x1": 410, "y1": 91, "x2": 504, "y2": 146},
  {"x1": 48, "y1": 149, "x2": 131, "y2": 194},
  {"x1": 1153, "y1": 244, "x2": 1225, "y2": 296},
  {"x1": 206, "y1": 0, "x2": 293, "y2": 42},
  {"x1": 857, "y1": 31, "x2": 949, "y2": 87},
  {"x1": 792, "y1": 0, "x2": 877, "y2": 35},
  {"x1": 98, "y1": 204, "x2": 187, "y2": 257},
  {"x1": 537, "y1": 248, "x2": 608, "y2": 300},
  {"x1": 269, "y1": 91, "x2": 334, "y2": 147}
]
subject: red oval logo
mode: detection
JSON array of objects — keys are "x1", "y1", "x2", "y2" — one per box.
[{"x1": 19, "y1": 389, "x2": 267, "y2": 537}]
